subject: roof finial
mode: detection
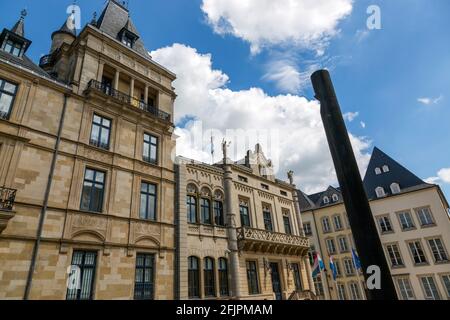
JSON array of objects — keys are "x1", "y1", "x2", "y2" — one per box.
[
  {"x1": 91, "y1": 11, "x2": 98, "y2": 25},
  {"x1": 20, "y1": 9, "x2": 28, "y2": 19}
]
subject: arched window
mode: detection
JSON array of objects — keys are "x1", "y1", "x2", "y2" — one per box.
[
  {"x1": 332, "y1": 194, "x2": 339, "y2": 202},
  {"x1": 323, "y1": 196, "x2": 330, "y2": 204},
  {"x1": 218, "y1": 258, "x2": 229, "y2": 296},
  {"x1": 375, "y1": 167, "x2": 382, "y2": 175},
  {"x1": 375, "y1": 187, "x2": 386, "y2": 198},
  {"x1": 188, "y1": 256, "x2": 200, "y2": 298},
  {"x1": 390, "y1": 183, "x2": 401, "y2": 195},
  {"x1": 200, "y1": 187, "x2": 212, "y2": 225},
  {"x1": 204, "y1": 257, "x2": 216, "y2": 297},
  {"x1": 214, "y1": 191, "x2": 225, "y2": 226},
  {"x1": 187, "y1": 184, "x2": 198, "y2": 224},
  {"x1": 382, "y1": 165, "x2": 390, "y2": 173}
]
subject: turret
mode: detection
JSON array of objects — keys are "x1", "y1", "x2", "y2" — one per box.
[
  {"x1": 0, "y1": 9, "x2": 32, "y2": 58},
  {"x1": 50, "y1": 12, "x2": 76, "y2": 53}
]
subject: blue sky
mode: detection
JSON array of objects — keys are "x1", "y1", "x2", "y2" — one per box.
[{"x1": 1, "y1": 0, "x2": 449, "y2": 198}]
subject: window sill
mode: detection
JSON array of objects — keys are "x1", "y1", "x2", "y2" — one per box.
[
  {"x1": 419, "y1": 223, "x2": 436, "y2": 229},
  {"x1": 391, "y1": 265, "x2": 406, "y2": 269},
  {"x1": 401, "y1": 227, "x2": 417, "y2": 232},
  {"x1": 381, "y1": 231, "x2": 395, "y2": 235}
]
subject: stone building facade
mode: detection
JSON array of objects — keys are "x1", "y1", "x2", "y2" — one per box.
[
  {"x1": 175, "y1": 144, "x2": 314, "y2": 300},
  {"x1": 300, "y1": 147, "x2": 450, "y2": 300},
  {"x1": 0, "y1": 1, "x2": 177, "y2": 300}
]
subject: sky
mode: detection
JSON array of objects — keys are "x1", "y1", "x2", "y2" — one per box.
[{"x1": 1, "y1": 0, "x2": 449, "y2": 198}]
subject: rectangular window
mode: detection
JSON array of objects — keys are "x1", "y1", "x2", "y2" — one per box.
[
  {"x1": 396, "y1": 277, "x2": 415, "y2": 300},
  {"x1": 134, "y1": 253, "x2": 154, "y2": 300},
  {"x1": 386, "y1": 244, "x2": 404, "y2": 267},
  {"x1": 263, "y1": 206, "x2": 273, "y2": 231},
  {"x1": 337, "y1": 283, "x2": 347, "y2": 300},
  {"x1": 349, "y1": 282, "x2": 362, "y2": 300},
  {"x1": 203, "y1": 258, "x2": 216, "y2": 297},
  {"x1": 344, "y1": 259, "x2": 355, "y2": 276},
  {"x1": 326, "y1": 239, "x2": 336, "y2": 255},
  {"x1": 246, "y1": 261, "x2": 260, "y2": 295},
  {"x1": 201, "y1": 198, "x2": 212, "y2": 224},
  {"x1": 303, "y1": 222, "x2": 312, "y2": 236},
  {"x1": 240, "y1": 201, "x2": 251, "y2": 227},
  {"x1": 416, "y1": 207, "x2": 434, "y2": 227},
  {"x1": 90, "y1": 114, "x2": 111, "y2": 150},
  {"x1": 188, "y1": 257, "x2": 200, "y2": 298},
  {"x1": 408, "y1": 241, "x2": 427, "y2": 265},
  {"x1": 283, "y1": 216, "x2": 292, "y2": 235},
  {"x1": 314, "y1": 277, "x2": 324, "y2": 296},
  {"x1": 187, "y1": 195, "x2": 197, "y2": 224},
  {"x1": 398, "y1": 211, "x2": 415, "y2": 230},
  {"x1": 80, "y1": 168, "x2": 105, "y2": 213},
  {"x1": 214, "y1": 200, "x2": 224, "y2": 226},
  {"x1": 338, "y1": 236, "x2": 349, "y2": 253},
  {"x1": 428, "y1": 238, "x2": 448, "y2": 263},
  {"x1": 143, "y1": 133, "x2": 158, "y2": 164},
  {"x1": 261, "y1": 184, "x2": 269, "y2": 190},
  {"x1": 441, "y1": 275, "x2": 450, "y2": 298},
  {"x1": 66, "y1": 251, "x2": 97, "y2": 300},
  {"x1": 140, "y1": 182, "x2": 157, "y2": 221},
  {"x1": 292, "y1": 263, "x2": 302, "y2": 290},
  {"x1": 219, "y1": 258, "x2": 229, "y2": 296},
  {"x1": 0, "y1": 78, "x2": 18, "y2": 120},
  {"x1": 334, "y1": 260, "x2": 342, "y2": 277},
  {"x1": 378, "y1": 216, "x2": 393, "y2": 233},
  {"x1": 333, "y1": 215, "x2": 343, "y2": 230},
  {"x1": 238, "y1": 175, "x2": 248, "y2": 183},
  {"x1": 280, "y1": 190, "x2": 288, "y2": 196},
  {"x1": 420, "y1": 276, "x2": 441, "y2": 300},
  {"x1": 4, "y1": 39, "x2": 22, "y2": 57},
  {"x1": 322, "y1": 217, "x2": 331, "y2": 233}
]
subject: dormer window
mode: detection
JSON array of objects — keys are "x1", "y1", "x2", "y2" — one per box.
[
  {"x1": 3, "y1": 39, "x2": 23, "y2": 57},
  {"x1": 382, "y1": 165, "x2": 390, "y2": 173},
  {"x1": 390, "y1": 183, "x2": 401, "y2": 195},
  {"x1": 375, "y1": 187, "x2": 386, "y2": 198},
  {"x1": 118, "y1": 19, "x2": 139, "y2": 50},
  {"x1": 332, "y1": 194, "x2": 339, "y2": 202},
  {"x1": 122, "y1": 33, "x2": 134, "y2": 48},
  {"x1": 323, "y1": 196, "x2": 330, "y2": 204},
  {"x1": 375, "y1": 167, "x2": 382, "y2": 175}
]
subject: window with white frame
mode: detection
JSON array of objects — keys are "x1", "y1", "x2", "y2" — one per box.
[
  {"x1": 375, "y1": 187, "x2": 386, "y2": 198},
  {"x1": 323, "y1": 196, "x2": 330, "y2": 204},
  {"x1": 375, "y1": 167, "x2": 382, "y2": 175},
  {"x1": 390, "y1": 183, "x2": 401, "y2": 194},
  {"x1": 344, "y1": 258, "x2": 355, "y2": 276},
  {"x1": 326, "y1": 238, "x2": 336, "y2": 255},
  {"x1": 322, "y1": 217, "x2": 331, "y2": 233},
  {"x1": 337, "y1": 283, "x2": 347, "y2": 300},
  {"x1": 332, "y1": 194, "x2": 339, "y2": 202},
  {"x1": 333, "y1": 215, "x2": 343, "y2": 230},
  {"x1": 420, "y1": 276, "x2": 441, "y2": 300},
  {"x1": 408, "y1": 241, "x2": 427, "y2": 265},
  {"x1": 303, "y1": 222, "x2": 312, "y2": 236},
  {"x1": 382, "y1": 165, "x2": 390, "y2": 173},
  {"x1": 441, "y1": 274, "x2": 450, "y2": 298},
  {"x1": 386, "y1": 244, "x2": 404, "y2": 267},
  {"x1": 415, "y1": 207, "x2": 435, "y2": 227},
  {"x1": 396, "y1": 277, "x2": 415, "y2": 300},
  {"x1": 378, "y1": 216, "x2": 393, "y2": 233},
  {"x1": 338, "y1": 236, "x2": 349, "y2": 253},
  {"x1": 349, "y1": 282, "x2": 362, "y2": 300},
  {"x1": 334, "y1": 260, "x2": 342, "y2": 277},
  {"x1": 427, "y1": 238, "x2": 448, "y2": 263},
  {"x1": 398, "y1": 211, "x2": 415, "y2": 230}
]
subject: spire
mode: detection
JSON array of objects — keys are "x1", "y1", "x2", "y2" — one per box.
[
  {"x1": 11, "y1": 9, "x2": 27, "y2": 37},
  {"x1": 52, "y1": 9, "x2": 77, "y2": 38}
]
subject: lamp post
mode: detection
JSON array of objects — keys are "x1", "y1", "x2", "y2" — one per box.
[{"x1": 311, "y1": 70, "x2": 398, "y2": 300}]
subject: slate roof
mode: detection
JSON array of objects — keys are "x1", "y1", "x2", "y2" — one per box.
[
  {"x1": 0, "y1": 50, "x2": 50, "y2": 78},
  {"x1": 299, "y1": 147, "x2": 433, "y2": 211},
  {"x1": 95, "y1": 0, "x2": 150, "y2": 58},
  {"x1": 11, "y1": 17, "x2": 25, "y2": 37}
]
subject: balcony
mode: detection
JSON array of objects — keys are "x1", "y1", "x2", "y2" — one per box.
[
  {"x1": 0, "y1": 187, "x2": 17, "y2": 234},
  {"x1": 39, "y1": 54, "x2": 53, "y2": 68},
  {"x1": 288, "y1": 290, "x2": 317, "y2": 300},
  {"x1": 86, "y1": 80, "x2": 171, "y2": 123},
  {"x1": 237, "y1": 227, "x2": 309, "y2": 256}
]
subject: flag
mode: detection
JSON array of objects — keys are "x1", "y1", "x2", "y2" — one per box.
[
  {"x1": 329, "y1": 256, "x2": 338, "y2": 281},
  {"x1": 352, "y1": 248, "x2": 362, "y2": 270},
  {"x1": 311, "y1": 252, "x2": 325, "y2": 278}
]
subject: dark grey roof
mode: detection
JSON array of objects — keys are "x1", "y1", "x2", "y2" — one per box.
[
  {"x1": 363, "y1": 147, "x2": 427, "y2": 200},
  {"x1": 95, "y1": 0, "x2": 150, "y2": 58},
  {"x1": 11, "y1": 17, "x2": 25, "y2": 37},
  {"x1": 0, "y1": 50, "x2": 50, "y2": 78},
  {"x1": 53, "y1": 17, "x2": 77, "y2": 38}
]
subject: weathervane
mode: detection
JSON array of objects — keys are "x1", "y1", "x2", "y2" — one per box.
[{"x1": 20, "y1": 9, "x2": 27, "y2": 19}]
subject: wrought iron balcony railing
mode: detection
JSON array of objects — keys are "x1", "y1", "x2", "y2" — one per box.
[
  {"x1": 87, "y1": 80, "x2": 171, "y2": 123},
  {"x1": 236, "y1": 227, "x2": 309, "y2": 255},
  {"x1": 0, "y1": 187, "x2": 17, "y2": 211}
]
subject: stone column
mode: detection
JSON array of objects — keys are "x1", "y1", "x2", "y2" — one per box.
[
  {"x1": 144, "y1": 85, "x2": 149, "y2": 104},
  {"x1": 130, "y1": 78, "x2": 135, "y2": 98},
  {"x1": 96, "y1": 61, "x2": 105, "y2": 82},
  {"x1": 223, "y1": 141, "x2": 241, "y2": 299},
  {"x1": 114, "y1": 69, "x2": 120, "y2": 91},
  {"x1": 303, "y1": 256, "x2": 316, "y2": 295}
]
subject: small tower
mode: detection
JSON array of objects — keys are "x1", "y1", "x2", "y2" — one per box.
[
  {"x1": 50, "y1": 12, "x2": 77, "y2": 53},
  {"x1": 0, "y1": 9, "x2": 32, "y2": 58}
]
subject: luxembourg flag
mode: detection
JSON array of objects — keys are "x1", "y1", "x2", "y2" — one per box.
[
  {"x1": 312, "y1": 252, "x2": 325, "y2": 278},
  {"x1": 352, "y1": 248, "x2": 362, "y2": 270},
  {"x1": 329, "y1": 256, "x2": 338, "y2": 281}
]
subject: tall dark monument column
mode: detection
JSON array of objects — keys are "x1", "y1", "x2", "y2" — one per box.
[{"x1": 311, "y1": 70, "x2": 398, "y2": 300}]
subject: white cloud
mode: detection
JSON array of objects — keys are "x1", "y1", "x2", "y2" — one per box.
[
  {"x1": 151, "y1": 43, "x2": 371, "y2": 193},
  {"x1": 360, "y1": 121, "x2": 366, "y2": 129},
  {"x1": 201, "y1": 0, "x2": 354, "y2": 54},
  {"x1": 343, "y1": 111, "x2": 359, "y2": 122},
  {"x1": 355, "y1": 29, "x2": 370, "y2": 43},
  {"x1": 417, "y1": 95, "x2": 443, "y2": 106},
  {"x1": 262, "y1": 59, "x2": 302, "y2": 93},
  {"x1": 426, "y1": 168, "x2": 450, "y2": 185}
]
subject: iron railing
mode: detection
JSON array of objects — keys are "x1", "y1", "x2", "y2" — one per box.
[
  {"x1": 87, "y1": 80, "x2": 171, "y2": 122},
  {"x1": 0, "y1": 187, "x2": 17, "y2": 211}
]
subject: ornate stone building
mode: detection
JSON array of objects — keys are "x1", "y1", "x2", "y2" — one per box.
[
  {"x1": 0, "y1": 1, "x2": 177, "y2": 299},
  {"x1": 175, "y1": 144, "x2": 314, "y2": 300},
  {"x1": 300, "y1": 147, "x2": 450, "y2": 300}
]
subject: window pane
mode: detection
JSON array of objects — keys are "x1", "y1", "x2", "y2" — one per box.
[
  {"x1": 0, "y1": 95, "x2": 13, "y2": 113},
  {"x1": 3, "y1": 82, "x2": 16, "y2": 94}
]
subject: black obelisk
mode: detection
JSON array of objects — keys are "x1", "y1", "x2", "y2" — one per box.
[{"x1": 311, "y1": 70, "x2": 398, "y2": 300}]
